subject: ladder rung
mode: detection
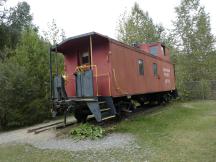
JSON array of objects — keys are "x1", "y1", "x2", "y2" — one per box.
[
  {"x1": 98, "y1": 101, "x2": 106, "y2": 104},
  {"x1": 100, "y1": 108, "x2": 110, "y2": 112},
  {"x1": 102, "y1": 115, "x2": 115, "y2": 121}
]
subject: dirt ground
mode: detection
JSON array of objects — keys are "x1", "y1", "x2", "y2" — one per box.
[{"x1": 0, "y1": 116, "x2": 135, "y2": 152}]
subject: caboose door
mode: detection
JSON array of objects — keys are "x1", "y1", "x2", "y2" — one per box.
[
  {"x1": 76, "y1": 70, "x2": 94, "y2": 97},
  {"x1": 76, "y1": 44, "x2": 93, "y2": 97}
]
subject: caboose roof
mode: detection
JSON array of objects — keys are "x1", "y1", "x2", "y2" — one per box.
[
  {"x1": 51, "y1": 31, "x2": 168, "y2": 57},
  {"x1": 51, "y1": 32, "x2": 109, "y2": 53}
]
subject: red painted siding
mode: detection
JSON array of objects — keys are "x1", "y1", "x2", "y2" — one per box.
[
  {"x1": 109, "y1": 41, "x2": 176, "y2": 97},
  {"x1": 91, "y1": 38, "x2": 111, "y2": 96},
  {"x1": 64, "y1": 38, "x2": 111, "y2": 97},
  {"x1": 62, "y1": 33, "x2": 176, "y2": 98},
  {"x1": 64, "y1": 51, "x2": 77, "y2": 96}
]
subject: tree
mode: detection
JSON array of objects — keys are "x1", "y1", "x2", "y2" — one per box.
[
  {"x1": 0, "y1": 59, "x2": 29, "y2": 127},
  {"x1": 43, "y1": 19, "x2": 65, "y2": 76},
  {"x1": 0, "y1": 1, "x2": 65, "y2": 129},
  {"x1": 7, "y1": 2, "x2": 32, "y2": 30},
  {"x1": 0, "y1": 0, "x2": 6, "y2": 21},
  {"x1": 117, "y1": 2, "x2": 162, "y2": 45},
  {"x1": 43, "y1": 19, "x2": 66, "y2": 45},
  {"x1": 0, "y1": 0, "x2": 9, "y2": 54},
  {"x1": 0, "y1": 1, "x2": 33, "y2": 61},
  {"x1": 7, "y1": 1, "x2": 33, "y2": 49},
  {"x1": 173, "y1": 0, "x2": 216, "y2": 98},
  {"x1": 173, "y1": 0, "x2": 215, "y2": 54},
  {"x1": 0, "y1": 29, "x2": 50, "y2": 128}
]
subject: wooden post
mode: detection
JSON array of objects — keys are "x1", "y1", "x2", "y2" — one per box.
[
  {"x1": 90, "y1": 36, "x2": 93, "y2": 66},
  {"x1": 55, "y1": 46, "x2": 59, "y2": 75},
  {"x1": 49, "y1": 47, "x2": 53, "y2": 100}
]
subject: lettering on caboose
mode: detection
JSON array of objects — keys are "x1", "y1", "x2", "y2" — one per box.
[{"x1": 163, "y1": 68, "x2": 171, "y2": 84}]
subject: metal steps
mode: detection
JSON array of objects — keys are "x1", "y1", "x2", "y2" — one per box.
[
  {"x1": 100, "y1": 106, "x2": 115, "y2": 121},
  {"x1": 87, "y1": 97, "x2": 117, "y2": 122}
]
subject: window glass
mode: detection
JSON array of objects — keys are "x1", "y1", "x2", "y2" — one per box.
[
  {"x1": 150, "y1": 46, "x2": 157, "y2": 56},
  {"x1": 138, "y1": 59, "x2": 144, "y2": 75},
  {"x1": 81, "y1": 52, "x2": 89, "y2": 64},
  {"x1": 153, "y1": 63, "x2": 158, "y2": 76}
]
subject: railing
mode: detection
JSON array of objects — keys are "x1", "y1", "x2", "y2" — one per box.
[{"x1": 65, "y1": 65, "x2": 112, "y2": 96}]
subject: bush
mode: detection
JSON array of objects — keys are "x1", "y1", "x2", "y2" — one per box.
[
  {"x1": 0, "y1": 29, "x2": 51, "y2": 129},
  {"x1": 70, "y1": 124, "x2": 105, "y2": 140}
]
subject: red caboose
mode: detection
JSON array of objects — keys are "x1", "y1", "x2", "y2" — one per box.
[{"x1": 50, "y1": 32, "x2": 177, "y2": 123}]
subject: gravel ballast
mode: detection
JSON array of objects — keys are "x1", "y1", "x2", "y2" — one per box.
[
  {"x1": 0, "y1": 121, "x2": 136, "y2": 152},
  {"x1": 24, "y1": 133, "x2": 135, "y2": 151}
]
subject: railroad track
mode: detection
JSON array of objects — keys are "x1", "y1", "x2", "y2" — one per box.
[
  {"x1": 27, "y1": 103, "x2": 167, "y2": 134},
  {"x1": 88, "y1": 103, "x2": 167, "y2": 127},
  {"x1": 27, "y1": 120, "x2": 77, "y2": 134}
]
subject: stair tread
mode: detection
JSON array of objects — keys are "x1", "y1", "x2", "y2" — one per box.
[
  {"x1": 102, "y1": 115, "x2": 115, "y2": 121},
  {"x1": 98, "y1": 101, "x2": 106, "y2": 104},
  {"x1": 100, "y1": 108, "x2": 110, "y2": 112}
]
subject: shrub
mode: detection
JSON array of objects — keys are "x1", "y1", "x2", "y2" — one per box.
[{"x1": 70, "y1": 124, "x2": 105, "y2": 140}]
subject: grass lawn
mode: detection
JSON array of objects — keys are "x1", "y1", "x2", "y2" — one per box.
[{"x1": 0, "y1": 100, "x2": 216, "y2": 162}]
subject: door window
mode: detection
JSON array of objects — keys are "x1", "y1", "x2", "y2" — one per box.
[{"x1": 81, "y1": 51, "x2": 89, "y2": 65}]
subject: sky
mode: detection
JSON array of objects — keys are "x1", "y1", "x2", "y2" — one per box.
[{"x1": 4, "y1": 0, "x2": 216, "y2": 40}]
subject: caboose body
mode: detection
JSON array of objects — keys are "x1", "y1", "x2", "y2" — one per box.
[{"x1": 50, "y1": 32, "x2": 177, "y2": 123}]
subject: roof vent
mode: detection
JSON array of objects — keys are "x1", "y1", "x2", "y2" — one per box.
[{"x1": 131, "y1": 42, "x2": 139, "y2": 48}]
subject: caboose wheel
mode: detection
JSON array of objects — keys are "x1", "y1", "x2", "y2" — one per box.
[
  {"x1": 74, "y1": 108, "x2": 88, "y2": 123},
  {"x1": 115, "y1": 113, "x2": 122, "y2": 121}
]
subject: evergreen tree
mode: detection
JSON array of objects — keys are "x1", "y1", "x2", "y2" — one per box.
[{"x1": 117, "y1": 2, "x2": 162, "y2": 45}]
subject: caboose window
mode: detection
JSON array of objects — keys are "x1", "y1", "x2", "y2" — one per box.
[
  {"x1": 153, "y1": 63, "x2": 158, "y2": 76},
  {"x1": 138, "y1": 59, "x2": 144, "y2": 75},
  {"x1": 81, "y1": 51, "x2": 89, "y2": 64},
  {"x1": 150, "y1": 46, "x2": 157, "y2": 56}
]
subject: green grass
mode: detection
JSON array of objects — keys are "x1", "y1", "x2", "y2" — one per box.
[
  {"x1": 0, "y1": 144, "x2": 72, "y2": 162},
  {"x1": 0, "y1": 100, "x2": 216, "y2": 162},
  {"x1": 116, "y1": 100, "x2": 216, "y2": 162}
]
